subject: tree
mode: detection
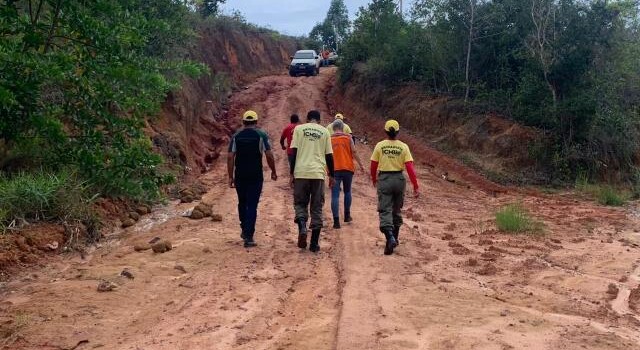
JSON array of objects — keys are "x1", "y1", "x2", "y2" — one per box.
[
  {"x1": 197, "y1": 0, "x2": 226, "y2": 17},
  {"x1": 326, "y1": 0, "x2": 350, "y2": 50},
  {"x1": 309, "y1": 0, "x2": 350, "y2": 51}
]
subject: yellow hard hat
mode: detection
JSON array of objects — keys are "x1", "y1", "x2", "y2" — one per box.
[
  {"x1": 242, "y1": 110, "x2": 258, "y2": 121},
  {"x1": 384, "y1": 119, "x2": 400, "y2": 132},
  {"x1": 334, "y1": 113, "x2": 345, "y2": 120}
]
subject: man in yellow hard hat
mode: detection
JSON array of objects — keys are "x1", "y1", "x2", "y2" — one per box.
[
  {"x1": 227, "y1": 110, "x2": 278, "y2": 248},
  {"x1": 370, "y1": 119, "x2": 419, "y2": 255},
  {"x1": 327, "y1": 113, "x2": 352, "y2": 136}
]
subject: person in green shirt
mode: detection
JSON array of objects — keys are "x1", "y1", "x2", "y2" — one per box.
[{"x1": 289, "y1": 110, "x2": 335, "y2": 253}]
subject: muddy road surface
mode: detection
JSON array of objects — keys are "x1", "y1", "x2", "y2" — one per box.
[{"x1": 2, "y1": 68, "x2": 640, "y2": 350}]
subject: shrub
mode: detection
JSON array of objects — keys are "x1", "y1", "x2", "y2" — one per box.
[
  {"x1": 0, "y1": 171, "x2": 96, "y2": 230},
  {"x1": 495, "y1": 203, "x2": 543, "y2": 233}
]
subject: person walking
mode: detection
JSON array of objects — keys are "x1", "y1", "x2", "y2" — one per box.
[
  {"x1": 227, "y1": 110, "x2": 278, "y2": 248},
  {"x1": 330, "y1": 119, "x2": 365, "y2": 229},
  {"x1": 279, "y1": 114, "x2": 300, "y2": 174},
  {"x1": 370, "y1": 119, "x2": 419, "y2": 255},
  {"x1": 289, "y1": 110, "x2": 335, "y2": 253},
  {"x1": 327, "y1": 113, "x2": 352, "y2": 136}
]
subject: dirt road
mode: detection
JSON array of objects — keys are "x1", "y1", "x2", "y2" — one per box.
[{"x1": 2, "y1": 68, "x2": 640, "y2": 350}]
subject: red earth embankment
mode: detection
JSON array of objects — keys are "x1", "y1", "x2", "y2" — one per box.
[
  {"x1": 330, "y1": 65, "x2": 545, "y2": 185},
  {"x1": 149, "y1": 23, "x2": 299, "y2": 177}
]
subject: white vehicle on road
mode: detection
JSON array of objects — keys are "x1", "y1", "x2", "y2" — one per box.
[{"x1": 289, "y1": 50, "x2": 320, "y2": 77}]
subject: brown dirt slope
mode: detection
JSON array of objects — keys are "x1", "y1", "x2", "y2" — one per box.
[
  {"x1": 150, "y1": 23, "x2": 298, "y2": 177},
  {"x1": 332, "y1": 64, "x2": 544, "y2": 183}
]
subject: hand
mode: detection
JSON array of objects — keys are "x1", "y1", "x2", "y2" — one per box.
[
  {"x1": 281, "y1": 145, "x2": 286, "y2": 150},
  {"x1": 271, "y1": 171, "x2": 278, "y2": 181},
  {"x1": 328, "y1": 176, "x2": 336, "y2": 188},
  {"x1": 289, "y1": 177, "x2": 295, "y2": 189},
  {"x1": 229, "y1": 177, "x2": 235, "y2": 188},
  {"x1": 413, "y1": 187, "x2": 420, "y2": 198},
  {"x1": 372, "y1": 178, "x2": 377, "y2": 187}
]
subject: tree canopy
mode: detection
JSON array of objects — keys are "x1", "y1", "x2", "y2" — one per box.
[
  {"x1": 309, "y1": 0, "x2": 350, "y2": 51},
  {"x1": 339, "y1": 0, "x2": 640, "y2": 181}
]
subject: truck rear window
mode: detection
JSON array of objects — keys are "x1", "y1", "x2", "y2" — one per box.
[{"x1": 294, "y1": 52, "x2": 314, "y2": 59}]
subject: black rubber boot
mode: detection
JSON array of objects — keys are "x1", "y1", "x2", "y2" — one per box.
[
  {"x1": 333, "y1": 217, "x2": 341, "y2": 229},
  {"x1": 393, "y1": 225, "x2": 400, "y2": 245},
  {"x1": 383, "y1": 229, "x2": 397, "y2": 255},
  {"x1": 309, "y1": 229, "x2": 321, "y2": 253},
  {"x1": 297, "y1": 219, "x2": 307, "y2": 249},
  {"x1": 344, "y1": 212, "x2": 352, "y2": 223}
]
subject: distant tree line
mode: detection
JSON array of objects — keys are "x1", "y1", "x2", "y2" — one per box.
[{"x1": 339, "y1": 0, "x2": 640, "y2": 182}]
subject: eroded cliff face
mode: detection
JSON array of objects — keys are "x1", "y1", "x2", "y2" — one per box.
[{"x1": 150, "y1": 24, "x2": 298, "y2": 178}]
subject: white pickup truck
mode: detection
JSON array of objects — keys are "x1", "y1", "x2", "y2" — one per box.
[{"x1": 288, "y1": 50, "x2": 321, "y2": 77}]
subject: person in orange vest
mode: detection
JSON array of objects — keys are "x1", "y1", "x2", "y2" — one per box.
[
  {"x1": 330, "y1": 119, "x2": 364, "y2": 229},
  {"x1": 370, "y1": 119, "x2": 419, "y2": 255}
]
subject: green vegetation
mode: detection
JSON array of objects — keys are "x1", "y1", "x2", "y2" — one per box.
[
  {"x1": 575, "y1": 173, "x2": 628, "y2": 206},
  {"x1": 495, "y1": 203, "x2": 543, "y2": 233},
  {"x1": 0, "y1": 1, "x2": 206, "y2": 207},
  {"x1": 308, "y1": 0, "x2": 351, "y2": 51},
  {"x1": 0, "y1": 171, "x2": 95, "y2": 231},
  {"x1": 339, "y1": 0, "x2": 640, "y2": 183},
  {"x1": 596, "y1": 186, "x2": 627, "y2": 206},
  {"x1": 0, "y1": 1, "x2": 215, "y2": 231}
]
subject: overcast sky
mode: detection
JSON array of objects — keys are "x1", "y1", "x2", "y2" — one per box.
[{"x1": 221, "y1": 1, "x2": 412, "y2": 36}]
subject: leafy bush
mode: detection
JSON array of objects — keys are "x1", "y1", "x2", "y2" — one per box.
[
  {"x1": 0, "y1": 1, "x2": 206, "y2": 201},
  {"x1": 495, "y1": 203, "x2": 543, "y2": 233},
  {"x1": 0, "y1": 171, "x2": 95, "y2": 230}
]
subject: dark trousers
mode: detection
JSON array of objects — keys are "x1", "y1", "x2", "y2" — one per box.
[
  {"x1": 377, "y1": 173, "x2": 405, "y2": 232},
  {"x1": 235, "y1": 179, "x2": 263, "y2": 240},
  {"x1": 287, "y1": 154, "x2": 295, "y2": 174},
  {"x1": 294, "y1": 179, "x2": 325, "y2": 230},
  {"x1": 331, "y1": 170, "x2": 353, "y2": 219}
]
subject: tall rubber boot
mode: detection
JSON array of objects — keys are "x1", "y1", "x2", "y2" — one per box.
[
  {"x1": 383, "y1": 229, "x2": 397, "y2": 255},
  {"x1": 393, "y1": 225, "x2": 401, "y2": 245},
  {"x1": 309, "y1": 229, "x2": 321, "y2": 253},
  {"x1": 333, "y1": 217, "x2": 341, "y2": 229},
  {"x1": 297, "y1": 219, "x2": 308, "y2": 249}
]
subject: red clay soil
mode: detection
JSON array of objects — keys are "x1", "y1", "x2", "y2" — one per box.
[
  {"x1": 149, "y1": 23, "x2": 298, "y2": 178},
  {"x1": 0, "y1": 224, "x2": 65, "y2": 279},
  {"x1": 331, "y1": 64, "x2": 543, "y2": 183},
  {"x1": 1, "y1": 68, "x2": 639, "y2": 350}
]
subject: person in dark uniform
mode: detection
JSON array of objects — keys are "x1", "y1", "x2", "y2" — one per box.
[
  {"x1": 370, "y1": 119, "x2": 419, "y2": 255},
  {"x1": 227, "y1": 110, "x2": 277, "y2": 248}
]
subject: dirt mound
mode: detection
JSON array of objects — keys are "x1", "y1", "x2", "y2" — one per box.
[{"x1": 0, "y1": 224, "x2": 65, "y2": 278}]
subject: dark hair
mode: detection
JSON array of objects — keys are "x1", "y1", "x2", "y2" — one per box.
[
  {"x1": 385, "y1": 128, "x2": 398, "y2": 139},
  {"x1": 243, "y1": 120, "x2": 257, "y2": 126},
  {"x1": 307, "y1": 110, "x2": 321, "y2": 121},
  {"x1": 290, "y1": 114, "x2": 300, "y2": 123}
]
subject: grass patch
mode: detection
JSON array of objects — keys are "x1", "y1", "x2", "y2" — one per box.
[
  {"x1": 596, "y1": 186, "x2": 626, "y2": 206},
  {"x1": 0, "y1": 170, "x2": 96, "y2": 231},
  {"x1": 495, "y1": 203, "x2": 543, "y2": 233},
  {"x1": 575, "y1": 173, "x2": 628, "y2": 206}
]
